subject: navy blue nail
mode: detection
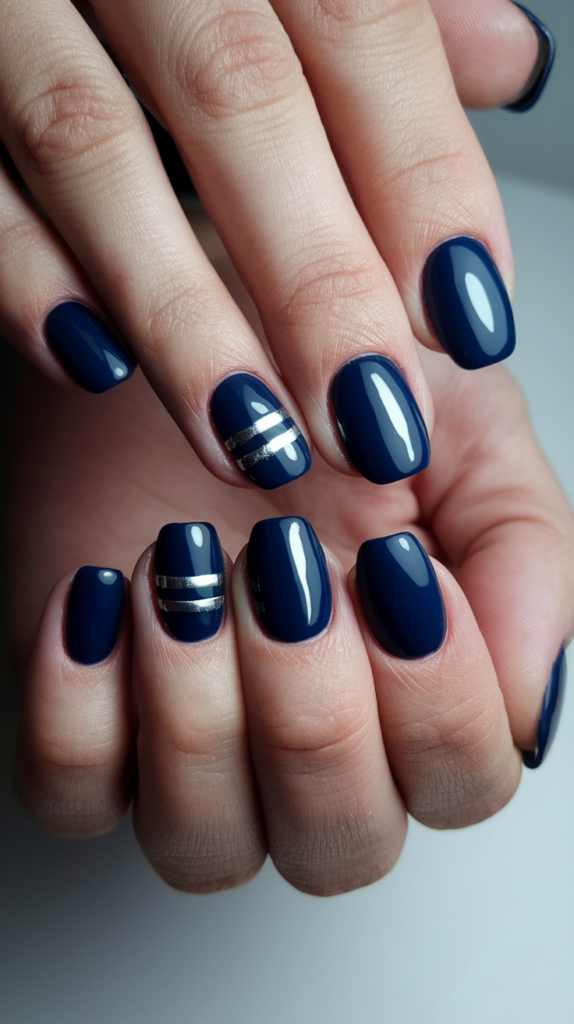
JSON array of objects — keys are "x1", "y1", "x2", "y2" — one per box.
[
  {"x1": 331, "y1": 355, "x2": 430, "y2": 484},
  {"x1": 248, "y1": 517, "x2": 332, "y2": 643},
  {"x1": 522, "y1": 646, "x2": 567, "y2": 769},
  {"x1": 210, "y1": 374, "x2": 311, "y2": 490},
  {"x1": 66, "y1": 566, "x2": 125, "y2": 665},
  {"x1": 155, "y1": 523, "x2": 225, "y2": 643},
  {"x1": 356, "y1": 533, "x2": 446, "y2": 659},
  {"x1": 45, "y1": 302, "x2": 135, "y2": 393},
  {"x1": 505, "y1": 4, "x2": 555, "y2": 113},
  {"x1": 422, "y1": 237, "x2": 515, "y2": 370}
]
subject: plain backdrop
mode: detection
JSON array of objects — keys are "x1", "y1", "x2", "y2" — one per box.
[{"x1": 1, "y1": 2, "x2": 573, "y2": 1022}]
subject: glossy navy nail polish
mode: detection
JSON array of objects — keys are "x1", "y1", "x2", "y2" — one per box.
[
  {"x1": 247, "y1": 517, "x2": 332, "y2": 643},
  {"x1": 66, "y1": 566, "x2": 125, "y2": 665},
  {"x1": 505, "y1": 4, "x2": 555, "y2": 113},
  {"x1": 210, "y1": 374, "x2": 311, "y2": 490},
  {"x1": 422, "y1": 237, "x2": 515, "y2": 370},
  {"x1": 522, "y1": 646, "x2": 567, "y2": 769},
  {"x1": 155, "y1": 522, "x2": 225, "y2": 642},
  {"x1": 45, "y1": 302, "x2": 135, "y2": 393},
  {"x1": 330, "y1": 355, "x2": 430, "y2": 484},
  {"x1": 356, "y1": 533, "x2": 446, "y2": 659}
]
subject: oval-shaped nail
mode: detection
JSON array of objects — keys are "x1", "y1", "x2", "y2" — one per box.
[
  {"x1": 210, "y1": 373, "x2": 311, "y2": 490},
  {"x1": 66, "y1": 566, "x2": 125, "y2": 665},
  {"x1": 45, "y1": 302, "x2": 135, "y2": 393},
  {"x1": 247, "y1": 517, "x2": 332, "y2": 643},
  {"x1": 330, "y1": 355, "x2": 430, "y2": 484},
  {"x1": 422, "y1": 236, "x2": 515, "y2": 370},
  {"x1": 522, "y1": 646, "x2": 567, "y2": 769},
  {"x1": 505, "y1": 4, "x2": 556, "y2": 113},
  {"x1": 356, "y1": 533, "x2": 446, "y2": 659},
  {"x1": 155, "y1": 522, "x2": 225, "y2": 643}
]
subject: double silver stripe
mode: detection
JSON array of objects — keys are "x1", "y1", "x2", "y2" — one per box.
[
  {"x1": 157, "y1": 596, "x2": 224, "y2": 613},
  {"x1": 155, "y1": 573, "x2": 224, "y2": 590},
  {"x1": 237, "y1": 425, "x2": 301, "y2": 471},
  {"x1": 224, "y1": 409, "x2": 287, "y2": 452}
]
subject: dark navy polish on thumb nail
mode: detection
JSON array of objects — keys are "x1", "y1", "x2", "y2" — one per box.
[
  {"x1": 247, "y1": 517, "x2": 332, "y2": 643},
  {"x1": 356, "y1": 533, "x2": 446, "y2": 659},
  {"x1": 66, "y1": 566, "x2": 125, "y2": 665},
  {"x1": 330, "y1": 355, "x2": 430, "y2": 485},
  {"x1": 522, "y1": 646, "x2": 567, "y2": 769},
  {"x1": 422, "y1": 237, "x2": 515, "y2": 370},
  {"x1": 505, "y1": 4, "x2": 556, "y2": 113},
  {"x1": 45, "y1": 301, "x2": 135, "y2": 394},
  {"x1": 155, "y1": 523, "x2": 225, "y2": 643},
  {"x1": 210, "y1": 373, "x2": 311, "y2": 490}
]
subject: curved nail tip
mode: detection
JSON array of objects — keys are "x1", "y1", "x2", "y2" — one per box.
[
  {"x1": 45, "y1": 301, "x2": 135, "y2": 394},
  {"x1": 330, "y1": 355, "x2": 430, "y2": 484},
  {"x1": 522, "y1": 645, "x2": 567, "y2": 769},
  {"x1": 210, "y1": 373, "x2": 312, "y2": 489},
  {"x1": 505, "y1": 4, "x2": 556, "y2": 113},
  {"x1": 422, "y1": 237, "x2": 515, "y2": 370},
  {"x1": 66, "y1": 566, "x2": 125, "y2": 665}
]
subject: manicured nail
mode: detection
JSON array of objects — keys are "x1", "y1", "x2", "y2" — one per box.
[
  {"x1": 247, "y1": 517, "x2": 332, "y2": 643},
  {"x1": 522, "y1": 646, "x2": 567, "y2": 769},
  {"x1": 505, "y1": 4, "x2": 555, "y2": 113},
  {"x1": 210, "y1": 373, "x2": 311, "y2": 490},
  {"x1": 422, "y1": 237, "x2": 515, "y2": 370},
  {"x1": 330, "y1": 355, "x2": 430, "y2": 484},
  {"x1": 155, "y1": 523, "x2": 225, "y2": 643},
  {"x1": 66, "y1": 566, "x2": 125, "y2": 665},
  {"x1": 356, "y1": 533, "x2": 446, "y2": 659},
  {"x1": 45, "y1": 301, "x2": 135, "y2": 393}
]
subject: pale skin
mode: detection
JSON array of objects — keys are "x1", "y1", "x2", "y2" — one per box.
[{"x1": 2, "y1": 0, "x2": 573, "y2": 895}]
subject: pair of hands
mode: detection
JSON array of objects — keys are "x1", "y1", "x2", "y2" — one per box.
[{"x1": 3, "y1": 0, "x2": 572, "y2": 894}]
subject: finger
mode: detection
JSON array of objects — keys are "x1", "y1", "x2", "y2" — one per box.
[
  {"x1": 271, "y1": 0, "x2": 516, "y2": 370},
  {"x1": 350, "y1": 532, "x2": 520, "y2": 829},
  {"x1": 15, "y1": 566, "x2": 132, "y2": 837},
  {"x1": 0, "y1": 157, "x2": 135, "y2": 391},
  {"x1": 418, "y1": 353, "x2": 574, "y2": 767},
  {"x1": 430, "y1": 0, "x2": 554, "y2": 111},
  {"x1": 232, "y1": 516, "x2": 407, "y2": 896},
  {"x1": 93, "y1": 0, "x2": 435, "y2": 483},
  {"x1": 0, "y1": 0, "x2": 311, "y2": 489},
  {"x1": 131, "y1": 524, "x2": 266, "y2": 893}
]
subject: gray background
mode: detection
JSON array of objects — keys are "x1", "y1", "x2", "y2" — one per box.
[{"x1": 1, "y1": 3, "x2": 573, "y2": 1021}]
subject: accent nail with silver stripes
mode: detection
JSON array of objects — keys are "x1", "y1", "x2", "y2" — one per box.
[
  {"x1": 155, "y1": 522, "x2": 225, "y2": 642},
  {"x1": 211, "y1": 373, "x2": 311, "y2": 490}
]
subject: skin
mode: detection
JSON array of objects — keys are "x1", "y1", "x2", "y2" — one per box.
[{"x1": 9, "y1": 215, "x2": 574, "y2": 897}]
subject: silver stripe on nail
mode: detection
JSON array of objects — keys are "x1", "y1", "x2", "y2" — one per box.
[
  {"x1": 224, "y1": 409, "x2": 288, "y2": 451},
  {"x1": 155, "y1": 573, "x2": 224, "y2": 589},
  {"x1": 236, "y1": 425, "x2": 301, "y2": 471},
  {"x1": 157, "y1": 596, "x2": 225, "y2": 613}
]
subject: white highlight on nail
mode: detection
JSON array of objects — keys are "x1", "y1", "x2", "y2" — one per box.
[
  {"x1": 370, "y1": 373, "x2": 415, "y2": 462},
  {"x1": 98, "y1": 570, "x2": 117, "y2": 585},
  {"x1": 399, "y1": 537, "x2": 410, "y2": 551},
  {"x1": 288, "y1": 521, "x2": 312, "y2": 624},
  {"x1": 191, "y1": 526, "x2": 204, "y2": 547},
  {"x1": 251, "y1": 402, "x2": 269, "y2": 415},
  {"x1": 465, "y1": 272, "x2": 494, "y2": 332},
  {"x1": 284, "y1": 443, "x2": 298, "y2": 461}
]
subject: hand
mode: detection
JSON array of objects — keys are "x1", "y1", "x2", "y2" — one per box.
[
  {"x1": 0, "y1": 0, "x2": 551, "y2": 493},
  {"x1": 11, "y1": 214, "x2": 573, "y2": 896}
]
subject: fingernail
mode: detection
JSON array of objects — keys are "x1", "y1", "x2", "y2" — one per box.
[
  {"x1": 422, "y1": 237, "x2": 515, "y2": 370},
  {"x1": 356, "y1": 533, "x2": 446, "y2": 659},
  {"x1": 45, "y1": 302, "x2": 135, "y2": 393},
  {"x1": 505, "y1": 4, "x2": 555, "y2": 113},
  {"x1": 522, "y1": 646, "x2": 567, "y2": 769},
  {"x1": 210, "y1": 373, "x2": 311, "y2": 490},
  {"x1": 155, "y1": 523, "x2": 225, "y2": 643},
  {"x1": 247, "y1": 517, "x2": 332, "y2": 643},
  {"x1": 330, "y1": 355, "x2": 430, "y2": 484},
  {"x1": 66, "y1": 566, "x2": 125, "y2": 665}
]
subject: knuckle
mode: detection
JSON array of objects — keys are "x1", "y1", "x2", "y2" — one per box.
[
  {"x1": 174, "y1": 9, "x2": 302, "y2": 119},
  {"x1": 263, "y1": 691, "x2": 372, "y2": 772},
  {"x1": 15, "y1": 77, "x2": 137, "y2": 173},
  {"x1": 16, "y1": 757, "x2": 128, "y2": 838},
  {"x1": 316, "y1": 0, "x2": 418, "y2": 30},
  {"x1": 277, "y1": 249, "x2": 382, "y2": 329}
]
